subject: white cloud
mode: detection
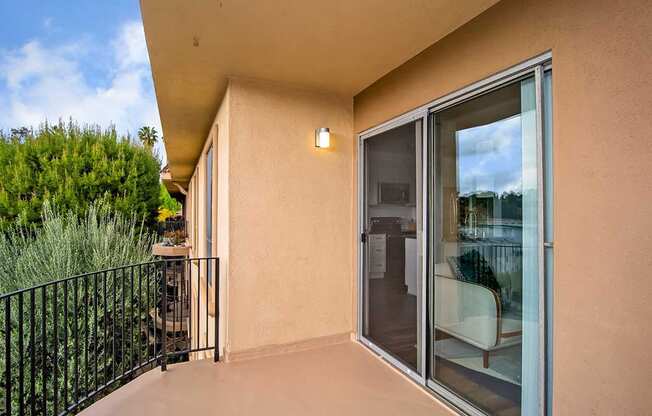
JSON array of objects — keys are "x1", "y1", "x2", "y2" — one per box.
[
  {"x1": 457, "y1": 115, "x2": 523, "y2": 195},
  {"x1": 0, "y1": 20, "x2": 165, "y2": 162},
  {"x1": 43, "y1": 17, "x2": 53, "y2": 30},
  {"x1": 113, "y1": 21, "x2": 149, "y2": 69},
  {"x1": 457, "y1": 115, "x2": 521, "y2": 158}
]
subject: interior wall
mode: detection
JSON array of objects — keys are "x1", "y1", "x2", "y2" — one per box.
[
  {"x1": 226, "y1": 77, "x2": 354, "y2": 355},
  {"x1": 353, "y1": 0, "x2": 652, "y2": 414},
  {"x1": 366, "y1": 123, "x2": 418, "y2": 222}
]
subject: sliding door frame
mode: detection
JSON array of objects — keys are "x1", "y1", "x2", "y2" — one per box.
[
  {"x1": 356, "y1": 51, "x2": 552, "y2": 416},
  {"x1": 356, "y1": 109, "x2": 429, "y2": 385}
]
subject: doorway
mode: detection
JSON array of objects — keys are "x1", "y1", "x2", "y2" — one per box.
[
  {"x1": 359, "y1": 117, "x2": 425, "y2": 377},
  {"x1": 357, "y1": 55, "x2": 551, "y2": 416}
]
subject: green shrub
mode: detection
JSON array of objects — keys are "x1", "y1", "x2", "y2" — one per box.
[
  {"x1": 0, "y1": 202, "x2": 156, "y2": 292},
  {"x1": 0, "y1": 202, "x2": 158, "y2": 414},
  {"x1": 0, "y1": 121, "x2": 161, "y2": 230},
  {"x1": 158, "y1": 183, "x2": 181, "y2": 220}
]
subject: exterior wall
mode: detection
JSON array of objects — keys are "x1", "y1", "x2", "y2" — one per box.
[
  {"x1": 186, "y1": 86, "x2": 230, "y2": 359},
  {"x1": 353, "y1": 0, "x2": 652, "y2": 414},
  {"x1": 225, "y1": 78, "x2": 355, "y2": 357},
  {"x1": 184, "y1": 78, "x2": 354, "y2": 359},
  {"x1": 215, "y1": 86, "x2": 230, "y2": 359}
]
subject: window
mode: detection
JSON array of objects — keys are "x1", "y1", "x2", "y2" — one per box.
[
  {"x1": 206, "y1": 145, "x2": 213, "y2": 286},
  {"x1": 193, "y1": 173, "x2": 199, "y2": 254}
]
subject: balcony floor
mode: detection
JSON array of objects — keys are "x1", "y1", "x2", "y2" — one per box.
[{"x1": 81, "y1": 341, "x2": 453, "y2": 415}]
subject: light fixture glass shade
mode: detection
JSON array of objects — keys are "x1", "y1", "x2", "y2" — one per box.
[{"x1": 315, "y1": 127, "x2": 330, "y2": 148}]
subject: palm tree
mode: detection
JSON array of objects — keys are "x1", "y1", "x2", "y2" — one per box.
[{"x1": 138, "y1": 126, "x2": 158, "y2": 151}]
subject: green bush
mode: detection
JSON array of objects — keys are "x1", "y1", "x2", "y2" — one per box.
[
  {"x1": 158, "y1": 184, "x2": 181, "y2": 218},
  {"x1": 0, "y1": 203, "x2": 158, "y2": 414},
  {"x1": 0, "y1": 202, "x2": 156, "y2": 292},
  {"x1": 0, "y1": 121, "x2": 161, "y2": 230}
]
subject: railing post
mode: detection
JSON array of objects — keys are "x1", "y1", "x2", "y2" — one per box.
[
  {"x1": 29, "y1": 290, "x2": 36, "y2": 416},
  {"x1": 161, "y1": 260, "x2": 167, "y2": 372},
  {"x1": 5, "y1": 297, "x2": 12, "y2": 416},
  {"x1": 18, "y1": 292, "x2": 24, "y2": 416},
  {"x1": 214, "y1": 258, "x2": 219, "y2": 362}
]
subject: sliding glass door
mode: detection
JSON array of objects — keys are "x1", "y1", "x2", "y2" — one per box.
[
  {"x1": 358, "y1": 56, "x2": 551, "y2": 416},
  {"x1": 360, "y1": 117, "x2": 425, "y2": 377},
  {"x1": 428, "y1": 71, "x2": 549, "y2": 415}
]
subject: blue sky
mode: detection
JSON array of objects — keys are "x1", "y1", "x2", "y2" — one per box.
[
  {"x1": 457, "y1": 114, "x2": 523, "y2": 196},
  {"x1": 0, "y1": 0, "x2": 165, "y2": 160}
]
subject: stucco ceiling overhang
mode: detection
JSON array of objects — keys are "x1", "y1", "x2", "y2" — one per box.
[{"x1": 141, "y1": 0, "x2": 499, "y2": 182}]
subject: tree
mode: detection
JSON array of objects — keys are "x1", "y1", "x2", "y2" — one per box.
[
  {"x1": 10, "y1": 126, "x2": 31, "y2": 141},
  {"x1": 0, "y1": 120, "x2": 161, "y2": 230},
  {"x1": 137, "y1": 126, "x2": 158, "y2": 151},
  {"x1": 159, "y1": 184, "x2": 181, "y2": 221}
]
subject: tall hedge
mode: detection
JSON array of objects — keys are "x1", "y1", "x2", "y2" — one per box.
[
  {"x1": 0, "y1": 122, "x2": 161, "y2": 229},
  {"x1": 0, "y1": 203, "x2": 157, "y2": 414}
]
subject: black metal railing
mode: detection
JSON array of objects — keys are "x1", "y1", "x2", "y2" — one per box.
[{"x1": 0, "y1": 257, "x2": 219, "y2": 415}]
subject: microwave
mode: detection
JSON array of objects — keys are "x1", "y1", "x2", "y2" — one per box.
[{"x1": 378, "y1": 182, "x2": 410, "y2": 204}]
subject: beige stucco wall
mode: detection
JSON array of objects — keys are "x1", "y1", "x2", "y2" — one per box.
[
  {"x1": 215, "y1": 86, "x2": 231, "y2": 358},
  {"x1": 185, "y1": 78, "x2": 355, "y2": 360},
  {"x1": 225, "y1": 78, "x2": 355, "y2": 355},
  {"x1": 185, "y1": 87, "x2": 230, "y2": 359},
  {"x1": 354, "y1": 0, "x2": 652, "y2": 414}
]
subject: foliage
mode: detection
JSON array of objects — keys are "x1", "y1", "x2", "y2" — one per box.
[
  {"x1": 458, "y1": 191, "x2": 523, "y2": 225},
  {"x1": 157, "y1": 207, "x2": 176, "y2": 223},
  {"x1": 158, "y1": 183, "x2": 181, "y2": 219},
  {"x1": 0, "y1": 203, "x2": 158, "y2": 414},
  {"x1": 0, "y1": 121, "x2": 161, "y2": 231},
  {"x1": 0, "y1": 202, "x2": 156, "y2": 293},
  {"x1": 137, "y1": 126, "x2": 158, "y2": 151},
  {"x1": 162, "y1": 229, "x2": 187, "y2": 246}
]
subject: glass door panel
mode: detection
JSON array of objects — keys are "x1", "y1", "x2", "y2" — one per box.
[
  {"x1": 362, "y1": 119, "x2": 423, "y2": 374},
  {"x1": 429, "y1": 76, "x2": 542, "y2": 415}
]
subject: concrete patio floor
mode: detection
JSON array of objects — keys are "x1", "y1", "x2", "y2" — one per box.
[{"x1": 81, "y1": 341, "x2": 453, "y2": 415}]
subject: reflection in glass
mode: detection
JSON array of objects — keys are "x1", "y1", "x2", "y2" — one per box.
[{"x1": 431, "y1": 78, "x2": 541, "y2": 415}]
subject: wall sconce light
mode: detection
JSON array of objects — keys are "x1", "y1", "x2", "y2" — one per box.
[{"x1": 315, "y1": 127, "x2": 330, "y2": 148}]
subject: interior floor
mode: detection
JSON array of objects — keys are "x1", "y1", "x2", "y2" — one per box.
[
  {"x1": 367, "y1": 274, "x2": 418, "y2": 370},
  {"x1": 435, "y1": 355, "x2": 520, "y2": 416},
  {"x1": 366, "y1": 275, "x2": 521, "y2": 416}
]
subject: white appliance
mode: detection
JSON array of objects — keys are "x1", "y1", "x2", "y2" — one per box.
[{"x1": 404, "y1": 237, "x2": 417, "y2": 295}]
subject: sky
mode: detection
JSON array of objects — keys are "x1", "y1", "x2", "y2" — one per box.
[
  {"x1": 457, "y1": 114, "x2": 523, "y2": 196},
  {"x1": 0, "y1": 0, "x2": 165, "y2": 161}
]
